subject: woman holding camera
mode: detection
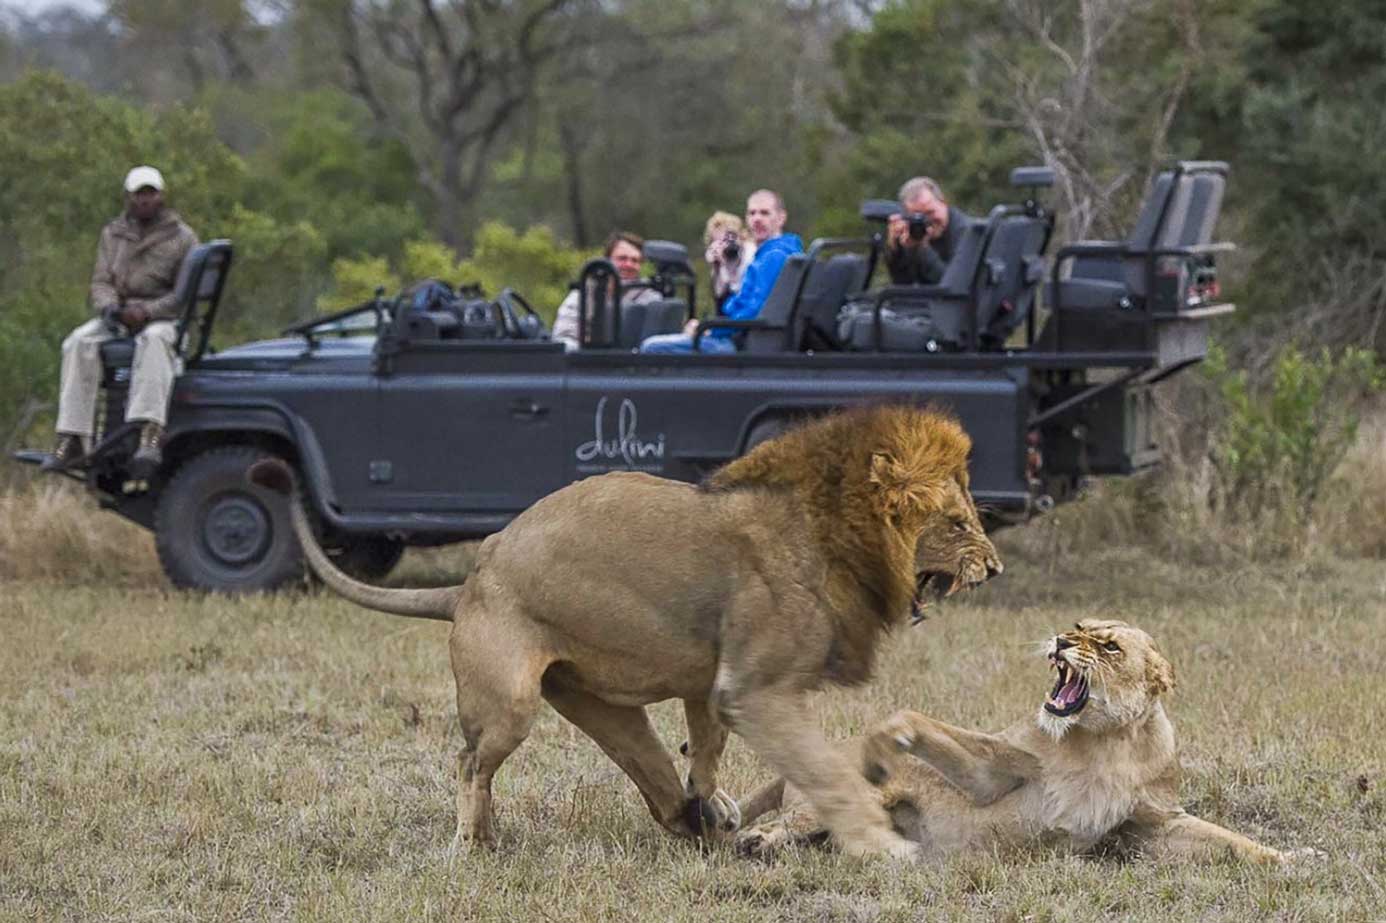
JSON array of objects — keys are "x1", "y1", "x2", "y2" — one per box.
[
  {"x1": 703, "y1": 211, "x2": 756, "y2": 312},
  {"x1": 884, "y1": 176, "x2": 973, "y2": 286}
]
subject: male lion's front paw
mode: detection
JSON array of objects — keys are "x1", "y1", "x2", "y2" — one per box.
[
  {"x1": 682, "y1": 789, "x2": 742, "y2": 838},
  {"x1": 862, "y1": 714, "x2": 916, "y2": 786}
]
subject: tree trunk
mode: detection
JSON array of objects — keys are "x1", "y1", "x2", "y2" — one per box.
[{"x1": 559, "y1": 120, "x2": 589, "y2": 249}]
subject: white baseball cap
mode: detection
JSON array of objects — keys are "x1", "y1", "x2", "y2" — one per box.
[{"x1": 123, "y1": 165, "x2": 165, "y2": 193}]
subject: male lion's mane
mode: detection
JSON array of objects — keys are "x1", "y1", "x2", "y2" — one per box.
[{"x1": 705, "y1": 405, "x2": 972, "y2": 685}]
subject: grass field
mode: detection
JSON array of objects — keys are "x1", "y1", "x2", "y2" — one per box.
[{"x1": 3, "y1": 499, "x2": 1385, "y2": 921}]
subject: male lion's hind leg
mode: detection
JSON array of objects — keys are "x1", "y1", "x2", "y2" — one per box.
[
  {"x1": 681, "y1": 700, "x2": 740, "y2": 836},
  {"x1": 449, "y1": 617, "x2": 548, "y2": 852},
  {"x1": 542, "y1": 683, "x2": 705, "y2": 839}
]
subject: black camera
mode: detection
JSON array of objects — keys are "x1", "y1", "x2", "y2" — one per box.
[
  {"x1": 906, "y1": 212, "x2": 931, "y2": 241},
  {"x1": 721, "y1": 232, "x2": 741, "y2": 263}
]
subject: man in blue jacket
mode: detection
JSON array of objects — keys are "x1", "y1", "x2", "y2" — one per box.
[{"x1": 641, "y1": 189, "x2": 803, "y2": 354}]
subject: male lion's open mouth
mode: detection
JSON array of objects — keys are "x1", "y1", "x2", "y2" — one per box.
[
  {"x1": 1044, "y1": 655, "x2": 1089, "y2": 716},
  {"x1": 910, "y1": 571, "x2": 955, "y2": 624}
]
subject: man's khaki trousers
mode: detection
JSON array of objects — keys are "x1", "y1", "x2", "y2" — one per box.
[{"x1": 56, "y1": 317, "x2": 179, "y2": 438}]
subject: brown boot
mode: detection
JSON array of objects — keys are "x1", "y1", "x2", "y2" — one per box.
[
  {"x1": 129, "y1": 421, "x2": 165, "y2": 478},
  {"x1": 41, "y1": 434, "x2": 84, "y2": 471}
]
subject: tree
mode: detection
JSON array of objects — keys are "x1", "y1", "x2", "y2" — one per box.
[{"x1": 314, "y1": 0, "x2": 598, "y2": 250}]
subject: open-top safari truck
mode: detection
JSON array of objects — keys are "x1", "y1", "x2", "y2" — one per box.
[{"x1": 14, "y1": 161, "x2": 1233, "y2": 592}]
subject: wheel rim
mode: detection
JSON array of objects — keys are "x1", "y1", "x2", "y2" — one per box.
[{"x1": 200, "y1": 491, "x2": 272, "y2": 568}]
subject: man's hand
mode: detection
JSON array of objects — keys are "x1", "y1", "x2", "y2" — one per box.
[
  {"x1": 682, "y1": 318, "x2": 701, "y2": 336},
  {"x1": 118, "y1": 304, "x2": 150, "y2": 333},
  {"x1": 704, "y1": 243, "x2": 725, "y2": 268},
  {"x1": 886, "y1": 215, "x2": 921, "y2": 252}
]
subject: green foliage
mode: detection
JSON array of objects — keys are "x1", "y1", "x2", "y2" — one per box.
[
  {"x1": 316, "y1": 224, "x2": 586, "y2": 325},
  {"x1": 317, "y1": 256, "x2": 397, "y2": 314},
  {"x1": 0, "y1": 71, "x2": 242, "y2": 443},
  {"x1": 220, "y1": 87, "x2": 428, "y2": 262},
  {"x1": 821, "y1": 0, "x2": 1023, "y2": 221},
  {"x1": 1205, "y1": 345, "x2": 1382, "y2": 519},
  {"x1": 211, "y1": 205, "x2": 328, "y2": 339},
  {"x1": 457, "y1": 223, "x2": 586, "y2": 324}
]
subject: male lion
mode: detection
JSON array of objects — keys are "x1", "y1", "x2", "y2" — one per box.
[
  {"x1": 249, "y1": 406, "x2": 1001, "y2": 858},
  {"x1": 737, "y1": 619, "x2": 1312, "y2": 864}
]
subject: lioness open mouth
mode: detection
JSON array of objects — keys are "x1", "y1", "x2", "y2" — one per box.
[
  {"x1": 910, "y1": 571, "x2": 955, "y2": 624},
  {"x1": 1044, "y1": 656, "x2": 1089, "y2": 716}
]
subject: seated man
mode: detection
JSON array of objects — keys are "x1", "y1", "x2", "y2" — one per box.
[
  {"x1": 46, "y1": 165, "x2": 199, "y2": 474},
  {"x1": 641, "y1": 189, "x2": 803, "y2": 354},
  {"x1": 551, "y1": 230, "x2": 661, "y2": 351},
  {"x1": 884, "y1": 176, "x2": 974, "y2": 286}
]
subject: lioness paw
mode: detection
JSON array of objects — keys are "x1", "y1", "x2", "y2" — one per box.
[
  {"x1": 1280, "y1": 846, "x2": 1328, "y2": 864},
  {"x1": 862, "y1": 716, "x2": 915, "y2": 786},
  {"x1": 735, "y1": 824, "x2": 788, "y2": 859}
]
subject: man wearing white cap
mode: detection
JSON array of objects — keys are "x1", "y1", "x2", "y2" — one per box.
[{"x1": 46, "y1": 165, "x2": 198, "y2": 473}]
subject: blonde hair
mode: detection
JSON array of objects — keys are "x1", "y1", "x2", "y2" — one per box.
[{"x1": 703, "y1": 211, "x2": 745, "y2": 245}]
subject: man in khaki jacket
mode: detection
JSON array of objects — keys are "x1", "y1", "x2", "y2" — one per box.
[{"x1": 47, "y1": 165, "x2": 198, "y2": 474}]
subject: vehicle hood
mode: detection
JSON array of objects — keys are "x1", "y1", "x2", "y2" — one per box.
[{"x1": 193, "y1": 335, "x2": 377, "y2": 370}]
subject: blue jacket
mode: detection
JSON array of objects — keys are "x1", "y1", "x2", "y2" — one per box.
[{"x1": 713, "y1": 233, "x2": 804, "y2": 337}]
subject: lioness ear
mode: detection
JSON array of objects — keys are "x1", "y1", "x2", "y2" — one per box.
[
  {"x1": 870, "y1": 452, "x2": 931, "y2": 516},
  {"x1": 1145, "y1": 650, "x2": 1175, "y2": 696}
]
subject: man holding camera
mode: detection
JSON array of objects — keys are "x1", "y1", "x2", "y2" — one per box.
[
  {"x1": 45, "y1": 165, "x2": 198, "y2": 473},
  {"x1": 641, "y1": 189, "x2": 802, "y2": 354},
  {"x1": 884, "y1": 176, "x2": 972, "y2": 286}
]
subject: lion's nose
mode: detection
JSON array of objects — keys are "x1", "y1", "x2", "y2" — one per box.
[
  {"x1": 986, "y1": 559, "x2": 1003, "y2": 579},
  {"x1": 1054, "y1": 637, "x2": 1074, "y2": 651}
]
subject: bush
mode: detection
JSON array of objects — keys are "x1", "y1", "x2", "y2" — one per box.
[
  {"x1": 1206, "y1": 344, "x2": 1381, "y2": 525},
  {"x1": 317, "y1": 223, "x2": 587, "y2": 325},
  {"x1": 1011, "y1": 345, "x2": 1384, "y2": 563}
]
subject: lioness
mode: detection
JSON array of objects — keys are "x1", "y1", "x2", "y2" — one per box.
[
  {"x1": 250, "y1": 406, "x2": 1001, "y2": 858},
  {"x1": 737, "y1": 619, "x2": 1310, "y2": 864}
]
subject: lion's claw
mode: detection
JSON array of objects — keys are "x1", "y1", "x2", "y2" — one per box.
[{"x1": 682, "y1": 787, "x2": 741, "y2": 837}]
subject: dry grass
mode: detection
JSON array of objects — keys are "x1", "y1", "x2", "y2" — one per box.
[{"x1": 3, "y1": 518, "x2": 1385, "y2": 921}]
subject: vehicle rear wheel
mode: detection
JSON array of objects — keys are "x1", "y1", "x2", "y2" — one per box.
[
  {"x1": 326, "y1": 536, "x2": 405, "y2": 582},
  {"x1": 155, "y1": 446, "x2": 304, "y2": 593}
]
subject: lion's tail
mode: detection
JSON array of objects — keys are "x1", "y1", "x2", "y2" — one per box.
[{"x1": 249, "y1": 458, "x2": 460, "y2": 622}]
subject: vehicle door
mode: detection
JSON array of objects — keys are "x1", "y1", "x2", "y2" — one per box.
[{"x1": 374, "y1": 342, "x2": 567, "y2": 513}]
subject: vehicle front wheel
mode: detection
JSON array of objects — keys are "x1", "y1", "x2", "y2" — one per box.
[{"x1": 155, "y1": 446, "x2": 304, "y2": 593}]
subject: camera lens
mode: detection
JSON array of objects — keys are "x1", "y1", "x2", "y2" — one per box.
[
  {"x1": 723, "y1": 240, "x2": 741, "y2": 261},
  {"x1": 907, "y1": 213, "x2": 929, "y2": 241}
]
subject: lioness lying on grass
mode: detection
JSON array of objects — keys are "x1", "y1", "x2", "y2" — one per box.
[{"x1": 737, "y1": 619, "x2": 1316, "y2": 864}]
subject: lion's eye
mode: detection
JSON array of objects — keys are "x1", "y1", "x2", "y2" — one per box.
[
  {"x1": 1101, "y1": 640, "x2": 1121, "y2": 653},
  {"x1": 951, "y1": 517, "x2": 968, "y2": 533}
]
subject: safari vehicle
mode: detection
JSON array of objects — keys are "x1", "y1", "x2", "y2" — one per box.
[{"x1": 15, "y1": 161, "x2": 1233, "y2": 593}]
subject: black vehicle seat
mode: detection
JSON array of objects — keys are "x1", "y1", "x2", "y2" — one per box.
[
  {"x1": 741, "y1": 255, "x2": 812, "y2": 354},
  {"x1": 1048, "y1": 165, "x2": 1228, "y2": 315},
  {"x1": 794, "y1": 253, "x2": 870, "y2": 350},
  {"x1": 101, "y1": 239, "x2": 234, "y2": 373},
  {"x1": 974, "y1": 214, "x2": 1049, "y2": 350},
  {"x1": 403, "y1": 310, "x2": 461, "y2": 340},
  {"x1": 622, "y1": 298, "x2": 687, "y2": 349},
  {"x1": 838, "y1": 220, "x2": 988, "y2": 351}
]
